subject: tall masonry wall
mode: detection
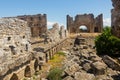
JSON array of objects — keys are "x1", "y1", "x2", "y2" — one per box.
[
  {"x1": 0, "y1": 18, "x2": 32, "y2": 79},
  {"x1": 17, "y1": 14, "x2": 47, "y2": 37}
]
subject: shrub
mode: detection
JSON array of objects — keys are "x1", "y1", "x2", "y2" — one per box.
[
  {"x1": 47, "y1": 67, "x2": 63, "y2": 80},
  {"x1": 95, "y1": 27, "x2": 120, "y2": 56}
]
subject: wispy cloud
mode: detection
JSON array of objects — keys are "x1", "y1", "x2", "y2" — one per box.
[
  {"x1": 47, "y1": 21, "x2": 56, "y2": 28},
  {"x1": 103, "y1": 18, "x2": 111, "y2": 27},
  {"x1": 47, "y1": 21, "x2": 65, "y2": 29}
]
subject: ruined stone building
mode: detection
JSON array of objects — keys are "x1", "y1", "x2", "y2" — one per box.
[
  {"x1": 0, "y1": 18, "x2": 69, "y2": 80},
  {"x1": 67, "y1": 14, "x2": 103, "y2": 33},
  {"x1": 44, "y1": 23, "x2": 68, "y2": 43},
  {"x1": 111, "y1": 0, "x2": 120, "y2": 38},
  {"x1": 0, "y1": 18, "x2": 32, "y2": 80},
  {"x1": 17, "y1": 14, "x2": 47, "y2": 37},
  {"x1": 0, "y1": 18, "x2": 31, "y2": 58}
]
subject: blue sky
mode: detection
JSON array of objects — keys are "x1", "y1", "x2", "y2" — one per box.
[{"x1": 0, "y1": 0, "x2": 112, "y2": 28}]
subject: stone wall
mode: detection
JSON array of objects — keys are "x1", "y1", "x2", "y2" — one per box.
[
  {"x1": 95, "y1": 14, "x2": 103, "y2": 32},
  {"x1": 111, "y1": 0, "x2": 120, "y2": 38},
  {"x1": 67, "y1": 14, "x2": 103, "y2": 33},
  {"x1": 44, "y1": 23, "x2": 68, "y2": 43},
  {"x1": 0, "y1": 18, "x2": 31, "y2": 79},
  {"x1": 17, "y1": 14, "x2": 47, "y2": 37}
]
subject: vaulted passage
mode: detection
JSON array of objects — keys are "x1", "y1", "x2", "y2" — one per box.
[
  {"x1": 10, "y1": 73, "x2": 19, "y2": 80},
  {"x1": 24, "y1": 66, "x2": 31, "y2": 77},
  {"x1": 34, "y1": 59, "x2": 39, "y2": 72},
  {"x1": 79, "y1": 25, "x2": 88, "y2": 33},
  {"x1": 34, "y1": 59, "x2": 41, "y2": 72}
]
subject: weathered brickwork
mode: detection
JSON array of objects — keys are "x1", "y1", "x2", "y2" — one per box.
[
  {"x1": 111, "y1": 0, "x2": 120, "y2": 38},
  {"x1": 67, "y1": 14, "x2": 103, "y2": 33},
  {"x1": 44, "y1": 23, "x2": 68, "y2": 43},
  {"x1": 17, "y1": 14, "x2": 47, "y2": 37},
  {"x1": 0, "y1": 18, "x2": 32, "y2": 80}
]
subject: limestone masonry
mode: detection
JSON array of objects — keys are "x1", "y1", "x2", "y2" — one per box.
[
  {"x1": 0, "y1": 18, "x2": 32, "y2": 80},
  {"x1": 67, "y1": 14, "x2": 103, "y2": 33},
  {"x1": 0, "y1": 18, "x2": 31, "y2": 60},
  {"x1": 0, "y1": 0, "x2": 120, "y2": 79},
  {"x1": 17, "y1": 14, "x2": 47, "y2": 37},
  {"x1": 111, "y1": 0, "x2": 120, "y2": 38}
]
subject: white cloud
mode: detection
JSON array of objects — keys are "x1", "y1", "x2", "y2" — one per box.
[
  {"x1": 103, "y1": 18, "x2": 111, "y2": 27},
  {"x1": 47, "y1": 21, "x2": 65, "y2": 29},
  {"x1": 47, "y1": 21, "x2": 56, "y2": 28}
]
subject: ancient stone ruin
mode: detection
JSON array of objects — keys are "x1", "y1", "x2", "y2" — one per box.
[
  {"x1": 0, "y1": 18, "x2": 32, "y2": 80},
  {"x1": 0, "y1": 17, "x2": 69, "y2": 80},
  {"x1": 67, "y1": 14, "x2": 103, "y2": 33},
  {"x1": 44, "y1": 23, "x2": 68, "y2": 44},
  {"x1": 17, "y1": 14, "x2": 47, "y2": 37},
  {"x1": 111, "y1": 0, "x2": 120, "y2": 38},
  {"x1": 0, "y1": 18, "x2": 31, "y2": 59},
  {"x1": 0, "y1": 0, "x2": 120, "y2": 79}
]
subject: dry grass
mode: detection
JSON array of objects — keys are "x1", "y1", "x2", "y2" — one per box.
[
  {"x1": 69, "y1": 33, "x2": 101, "y2": 38},
  {"x1": 48, "y1": 53, "x2": 65, "y2": 68}
]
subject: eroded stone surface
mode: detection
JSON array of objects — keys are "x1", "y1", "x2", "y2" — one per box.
[
  {"x1": 67, "y1": 14, "x2": 103, "y2": 33},
  {"x1": 111, "y1": 0, "x2": 120, "y2": 38}
]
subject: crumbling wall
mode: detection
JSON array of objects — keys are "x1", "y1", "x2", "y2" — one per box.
[
  {"x1": 95, "y1": 14, "x2": 103, "y2": 32},
  {"x1": 0, "y1": 18, "x2": 31, "y2": 63},
  {"x1": 17, "y1": 14, "x2": 47, "y2": 37},
  {"x1": 60, "y1": 25, "x2": 66, "y2": 39},
  {"x1": 67, "y1": 14, "x2": 103, "y2": 33},
  {"x1": 111, "y1": 0, "x2": 120, "y2": 38},
  {"x1": 44, "y1": 23, "x2": 68, "y2": 43}
]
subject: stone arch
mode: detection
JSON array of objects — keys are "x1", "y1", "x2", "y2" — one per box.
[
  {"x1": 75, "y1": 23, "x2": 92, "y2": 33},
  {"x1": 78, "y1": 25, "x2": 88, "y2": 33},
  {"x1": 34, "y1": 59, "x2": 41, "y2": 72},
  {"x1": 34, "y1": 59, "x2": 39, "y2": 72},
  {"x1": 10, "y1": 73, "x2": 19, "y2": 80},
  {"x1": 67, "y1": 14, "x2": 103, "y2": 33},
  {"x1": 45, "y1": 53, "x2": 48, "y2": 62},
  {"x1": 24, "y1": 66, "x2": 31, "y2": 77}
]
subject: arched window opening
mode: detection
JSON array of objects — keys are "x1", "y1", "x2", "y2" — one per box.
[
  {"x1": 79, "y1": 25, "x2": 88, "y2": 33},
  {"x1": 10, "y1": 73, "x2": 18, "y2": 80},
  {"x1": 24, "y1": 66, "x2": 31, "y2": 77},
  {"x1": 94, "y1": 27, "x2": 99, "y2": 32},
  {"x1": 34, "y1": 60, "x2": 39, "y2": 72}
]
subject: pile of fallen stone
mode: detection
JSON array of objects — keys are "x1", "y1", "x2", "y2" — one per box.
[{"x1": 62, "y1": 38, "x2": 120, "y2": 80}]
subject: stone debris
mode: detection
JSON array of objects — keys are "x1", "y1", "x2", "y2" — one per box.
[
  {"x1": 74, "y1": 72, "x2": 95, "y2": 80},
  {"x1": 63, "y1": 76, "x2": 74, "y2": 80},
  {"x1": 102, "y1": 55, "x2": 120, "y2": 71},
  {"x1": 62, "y1": 37, "x2": 120, "y2": 80},
  {"x1": 91, "y1": 61, "x2": 107, "y2": 75}
]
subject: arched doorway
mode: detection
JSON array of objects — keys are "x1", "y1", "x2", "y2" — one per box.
[
  {"x1": 24, "y1": 66, "x2": 31, "y2": 77},
  {"x1": 34, "y1": 59, "x2": 41, "y2": 72},
  {"x1": 34, "y1": 59, "x2": 39, "y2": 72},
  {"x1": 10, "y1": 73, "x2": 19, "y2": 80},
  {"x1": 94, "y1": 27, "x2": 99, "y2": 32},
  {"x1": 79, "y1": 25, "x2": 88, "y2": 33}
]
